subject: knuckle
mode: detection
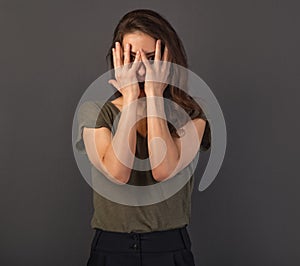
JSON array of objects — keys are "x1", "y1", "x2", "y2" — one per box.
[
  {"x1": 147, "y1": 68, "x2": 153, "y2": 74},
  {"x1": 115, "y1": 73, "x2": 122, "y2": 79}
]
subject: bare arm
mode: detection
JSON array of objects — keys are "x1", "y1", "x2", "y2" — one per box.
[
  {"x1": 146, "y1": 95, "x2": 206, "y2": 182},
  {"x1": 139, "y1": 40, "x2": 206, "y2": 182},
  {"x1": 83, "y1": 97, "x2": 138, "y2": 184},
  {"x1": 83, "y1": 41, "x2": 142, "y2": 184}
]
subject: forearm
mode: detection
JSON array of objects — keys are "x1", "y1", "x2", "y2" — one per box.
[
  {"x1": 146, "y1": 94, "x2": 179, "y2": 182},
  {"x1": 102, "y1": 97, "x2": 138, "y2": 183}
]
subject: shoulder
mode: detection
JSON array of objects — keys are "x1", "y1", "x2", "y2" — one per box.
[
  {"x1": 78, "y1": 100, "x2": 102, "y2": 114},
  {"x1": 78, "y1": 100, "x2": 113, "y2": 116}
]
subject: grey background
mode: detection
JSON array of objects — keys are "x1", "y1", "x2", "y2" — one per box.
[{"x1": 1, "y1": 0, "x2": 299, "y2": 265}]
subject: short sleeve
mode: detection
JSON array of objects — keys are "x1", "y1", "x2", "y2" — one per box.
[
  {"x1": 198, "y1": 112, "x2": 211, "y2": 152},
  {"x1": 188, "y1": 108, "x2": 211, "y2": 152},
  {"x1": 74, "y1": 101, "x2": 112, "y2": 154}
]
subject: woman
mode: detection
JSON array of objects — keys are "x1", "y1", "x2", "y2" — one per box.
[{"x1": 77, "y1": 8, "x2": 211, "y2": 266}]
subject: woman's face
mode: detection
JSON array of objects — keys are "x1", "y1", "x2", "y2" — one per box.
[{"x1": 122, "y1": 31, "x2": 156, "y2": 83}]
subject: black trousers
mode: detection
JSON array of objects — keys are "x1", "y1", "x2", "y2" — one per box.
[{"x1": 87, "y1": 225, "x2": 196, "y2": 266}]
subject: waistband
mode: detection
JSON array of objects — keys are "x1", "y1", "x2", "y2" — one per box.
[{"x1": 91, "y1": 225, "x2": 192, "y2": 253}]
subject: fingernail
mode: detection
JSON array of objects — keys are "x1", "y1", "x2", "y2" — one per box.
[{"x1": 126, "y1": 43, "x2": 129, "y2": 48}]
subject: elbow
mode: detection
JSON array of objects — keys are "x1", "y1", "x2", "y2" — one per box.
[
  {"x1": 100, "y1": 158, "x2": 130, "y2": 185},
  {"x1": 151, "y1": 159, "x2": 179, "y2": 183},
  {"x1": 152, "y1": 168, "x2": 170, "y2": 183},
  {"x1": 106, "y1": 167, "x2": 131, "y2": 185},
  {"x1": 113, "y1": 170, "x2": 131, "y2": 185}
]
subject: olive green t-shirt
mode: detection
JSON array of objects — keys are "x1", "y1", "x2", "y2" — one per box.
[{"x1": 75, "y1": 100, "x2": 198, "y2": 233}]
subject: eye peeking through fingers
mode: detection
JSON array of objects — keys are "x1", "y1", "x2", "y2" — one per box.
[
  {"x1": 148, "y1": 56, "x2": 155, "y2": 64},
  {"x1": 128, "y1": 54, "x2": 155, "y2": 63},
  {"x1": 130, "y1": 54, "x2": 136, "y2": 62}
]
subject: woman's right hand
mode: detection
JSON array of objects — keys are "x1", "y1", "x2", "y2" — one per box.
[{"x1": 108, "y1": 41, "x2": 141, "y2": 100}]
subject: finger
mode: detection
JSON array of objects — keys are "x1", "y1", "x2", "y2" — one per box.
[
  {"x1": 123, "y1": 43, "x2": 130, "y2": 66},
  {"x1": 140, "y1": 49, "x2": 151, "y2": 69},
  {"x1": 115, "y1": 42, "x2": 121, "y2": 68},
  {"x1": 162, "y1": 45, "x2": 169, "y2": 62},
  {"x1": 154, "y1": 39, "x2": 161, "y2": 61},
  {"x1": 163, "y1": 60, "x2": 171, "y2": 74},
  {"x1": 162, "y1": 45, "x2": 170, "y2": 72},
  {"x1": 131, "y1": 50, "x2": 141, "y2": 70},
  {"x1": 112, "y1": 47, "x2": 117, "y2": 69},
  {"x1": 108, "y1": 79, "x2": 119, "y2": 90}
]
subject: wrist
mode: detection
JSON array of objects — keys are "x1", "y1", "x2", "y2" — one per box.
[
  {"x1": 145, "y1": 89, "x2": 164, "y2": 97},
  {"x1": 122, "y1": 94, "x2": 139, "y2": 105},
  {"x1": 144, "y1": 83, "x2": 165, "y2": 97}
]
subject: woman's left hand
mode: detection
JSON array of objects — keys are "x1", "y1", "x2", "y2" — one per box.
[{"x1": 140, "y1": 39, "x2": 170, "y2": 96}]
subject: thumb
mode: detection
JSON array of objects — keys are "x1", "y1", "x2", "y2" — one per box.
[{"x1": 108, "y1": 79, "x2": 119, "y2": 90}]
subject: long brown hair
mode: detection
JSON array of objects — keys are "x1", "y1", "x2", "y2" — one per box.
[{"x1": 106, "y1": 9, "x2": 211, "y2": 152}]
